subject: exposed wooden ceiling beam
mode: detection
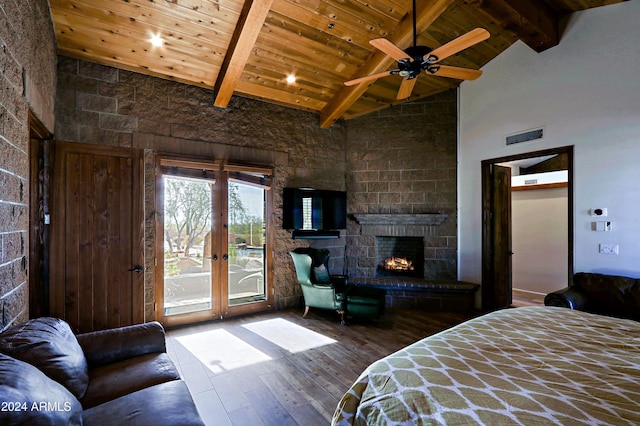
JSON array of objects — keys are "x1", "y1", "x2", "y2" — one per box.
[
  {"x1": 213, "y1": 0, "x2": 274, "y2": 108},
  {"x1": 319, "y1": 0, "x2": 455, "y2": 128},
  {"x1": 466, "y1": 0, "x2": 559, "y2": 53}
]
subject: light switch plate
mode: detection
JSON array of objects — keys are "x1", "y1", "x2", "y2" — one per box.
[
  {"x1": 593, "y1": 221, "x2": 612, "y2": 232},
  {"x1": 599, "y1": 244, "x2": 619, "y2": 255}
]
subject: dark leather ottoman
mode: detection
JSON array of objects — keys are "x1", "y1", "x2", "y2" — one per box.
[{"x1": 346, "y1": 286, "x2": 386, "y2": 320}]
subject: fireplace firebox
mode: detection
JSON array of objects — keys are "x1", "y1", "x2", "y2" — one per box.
[{"x1": 375, "y1": 236, "x2": 424, "y2": 278}]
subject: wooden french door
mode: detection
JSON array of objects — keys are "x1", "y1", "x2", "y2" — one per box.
[
  {"x1": 49, "y1": 141, "x2": 144, "y2": 333},
  {"x1": 156, "y1": 158, "x2": 273, "y2": 328}
]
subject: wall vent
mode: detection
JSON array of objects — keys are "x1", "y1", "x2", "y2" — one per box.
[
  {"x1": 506, "y1": 128, "x2": 544, "y2": 145},
  {"x1": 524, "y1": 179, "x2": 538, "y2": 185}
]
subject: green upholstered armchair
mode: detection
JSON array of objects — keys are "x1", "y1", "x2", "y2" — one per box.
[{"x1": 290, "y1": 248, "x2": 348, "y2": 324}]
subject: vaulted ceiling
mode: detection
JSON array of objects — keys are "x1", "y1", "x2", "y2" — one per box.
[{"x1": 49, "y1": 0, "x2": 626, "y2": 127}]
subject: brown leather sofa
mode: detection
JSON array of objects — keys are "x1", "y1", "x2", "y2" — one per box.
[
  {"x1": 544, "y1": 272, "x2": 640, "y2": 322},
  {"x1": 0, "y1": 317, "x2": 204, "y2": 425}
]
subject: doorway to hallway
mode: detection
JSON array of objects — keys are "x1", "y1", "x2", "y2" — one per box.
[{"x1": 481, "y1": 146, "x2": 573, "y2": 311}]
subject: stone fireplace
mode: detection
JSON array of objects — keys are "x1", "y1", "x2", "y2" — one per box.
[
  {"x1": 345, "y1": 213, "x2": 478, "y2": 311},
  {"x1": 342, "y1": 91, "x2": 473, "y2": 309},
  {"x1": 349, "y1": 213, "x2": 451, "y2": 280}
]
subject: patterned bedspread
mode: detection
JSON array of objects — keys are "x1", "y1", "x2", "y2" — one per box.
[{"x1": 332, "y1": 306, "x2": 640, "y2": 425}]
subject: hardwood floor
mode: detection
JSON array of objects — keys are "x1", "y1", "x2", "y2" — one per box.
[
  {"x1": 511, "y1": 289, "x2": 545, "y2": 307},
  {"x1": 165, "y1": 307, "x2": 477, "y2": 425}
]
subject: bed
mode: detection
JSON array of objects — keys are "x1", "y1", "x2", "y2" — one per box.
[{"x1": 332, "y1": 306, "x2": 640, "y2": 425}]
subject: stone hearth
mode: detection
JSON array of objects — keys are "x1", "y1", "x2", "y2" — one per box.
[{"x1": 348, "y1": 276, "x2": 479, "y2": 311}]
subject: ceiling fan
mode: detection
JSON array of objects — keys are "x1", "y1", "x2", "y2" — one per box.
[{"x1": 344, "y1": 0, "x2": 489, "y2": 100}]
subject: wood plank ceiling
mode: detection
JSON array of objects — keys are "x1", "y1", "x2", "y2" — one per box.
[{"x1": 49, "y1": 0, "x2": 627, "y2": 128}]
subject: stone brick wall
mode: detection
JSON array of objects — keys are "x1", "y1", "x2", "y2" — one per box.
[
  {"x1": 344, "y1": 91, "x2": 458, "y2": 281},
  {"x1": 54, "y1": 57, "x2": 347, "y2": 317},
  {"x1": 53, "y1": 58, "x2": 459, "y2": 317},
  {"x1": 0, "y1": 0, "x2": 57, "y2": 329}
]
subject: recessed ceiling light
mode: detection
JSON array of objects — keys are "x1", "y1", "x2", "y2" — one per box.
[
  {"x1": 150, "y1": 34, "x2": 163, "y2": 47},
  {"x1": 286, "y1": 74, "x2": 296, "y2": 84}
]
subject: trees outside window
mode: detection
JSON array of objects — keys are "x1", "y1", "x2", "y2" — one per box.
[{"x1": 164, "y1": 177, "x2": 212, "y2": 257}]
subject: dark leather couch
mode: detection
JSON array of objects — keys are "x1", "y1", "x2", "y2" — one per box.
[
  {"x1": 0, "y1": 317, "x2": 204, "y2": 425},
  {"x1": 544, "y1": 272, "x2": 640, "y2": 322}
]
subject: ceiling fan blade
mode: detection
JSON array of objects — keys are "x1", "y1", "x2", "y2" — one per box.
[
  {"x1": 427, "y1": 28, "x2": 490, "y2": 62},
  {"x1": 429, "y1": 65, "x2": 483, "y2": 80},
  {"x1": 397, "y1": 78, "x2": 417, "y2": 100},
  {"x1": 344, "y1": 70, "x2": 394, "y2": 86},
  {"x1": 370, "y1": 38, "x2": 410, "y2": 62}
]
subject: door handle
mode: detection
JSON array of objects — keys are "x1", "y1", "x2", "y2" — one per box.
[
  {"x1": 222, "y1": 254, "x2": 228, "y2": 261},
  {"x1": 211, "y1": 254, "x2": 218, "y2": 261},
  {"x1": 128, "y1": 265, "x2": 144, "y2": 273}
]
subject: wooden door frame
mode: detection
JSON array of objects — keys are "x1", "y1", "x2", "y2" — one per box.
[
  {"x1": 28, "y1": 111, "x2": 52, "y2": 319},
  {"x1": 481, "y1": 146, "x2": 574, "y2": 310},
  {"x1": 222, "y1": 170, "x2": 274, "y2": 319},
  {"x1": 154, "y1": 156, "x2": 220, "y2": 327},
  {"x1": 155, "y1": 155, "x2": 274, "y2": 328}
]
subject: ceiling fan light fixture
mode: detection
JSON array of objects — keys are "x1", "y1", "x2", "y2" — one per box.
[{"x1": 342, "y1": 0, "x2": 488, "y2": 98}]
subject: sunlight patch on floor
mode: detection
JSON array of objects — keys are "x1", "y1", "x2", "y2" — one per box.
[
  {"x1": 242, "y1": 318, "x2": 337, "y2": 353},
  {"x1": 175, "y1": 329, "x2": 272, "y2": 374}
]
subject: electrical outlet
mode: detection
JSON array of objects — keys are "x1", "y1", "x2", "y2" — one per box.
[{"x1": 599, "y1": 244, "x2": 619, "y2": 255}]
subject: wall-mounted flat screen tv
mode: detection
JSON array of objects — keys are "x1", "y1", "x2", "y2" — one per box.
[{"x1": 282, "y1": 188, "x2": 347, "y2": 232}]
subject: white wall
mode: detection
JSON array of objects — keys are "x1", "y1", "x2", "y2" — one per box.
[
  {"x1": 459, "y1": 1, "x2": 640, "y2": 288},
  {"x1": 512, "y1": 187, "x2": 568, "y2": 295}
]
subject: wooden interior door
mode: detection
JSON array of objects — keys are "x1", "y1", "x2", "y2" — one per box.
[
  {"x1": 49, "y1": 141, "x2": 144, "y2": 333},
  {"x1": 482, "y1": 164, "x2": 512, "y2": 311}
]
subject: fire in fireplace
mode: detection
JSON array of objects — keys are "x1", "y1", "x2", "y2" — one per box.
[
  {"x1": 375, "y1": 236, "x2": 424, "y2": 278},
  {"x1": 381, "y1": 256, "x2": 414, "y2": 272}
]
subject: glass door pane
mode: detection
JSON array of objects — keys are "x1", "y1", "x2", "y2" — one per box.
[
  {"x1": 227, "y1": 181, "x2": 266, "y2": 306},
  {"x1": 162, "y1": 176, "x2": 214, "y2": 316}
]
